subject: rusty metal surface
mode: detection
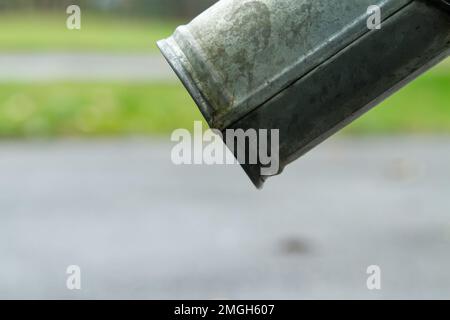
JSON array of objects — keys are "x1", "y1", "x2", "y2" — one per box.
[
  {"x1": 232, "y1": 1, "x2": 450, "y2": 188},
  {"x1": 159, "y1": 0, "x2": 449, "y2": 188},
  {"x1": 158, "y1": 0, "x2": 413, "y2": 129}
]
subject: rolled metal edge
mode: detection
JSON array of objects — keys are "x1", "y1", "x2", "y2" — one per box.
[
  {"x1": 157, "y1": 38, "x2": 214, "y2": 125},
  {"x1": 157, "y1": 38, "x2": 266, "y2": 189}
]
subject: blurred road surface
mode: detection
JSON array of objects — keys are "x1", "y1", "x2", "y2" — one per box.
[
  {"x1": 1, "y1": 136, "x2": 450, "y2": 299},
  {"x1": 0, "y1": 54, "x2": 176, "y2": 82},
  {"x1": 0, "y1": 54, "x2": 448, "y2": 82}
]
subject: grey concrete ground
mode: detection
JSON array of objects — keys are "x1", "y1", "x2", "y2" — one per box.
[
  {"x1": 0, "y1": 54, "x2": 448, "y2": 82},
  {"x1": 0, "y1": 54, "x2": 177, "y2": 82},
  {"x1": 1, "y1": 136, "x2": 450, "y2": 299}
]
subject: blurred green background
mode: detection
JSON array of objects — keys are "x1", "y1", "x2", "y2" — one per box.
[{"x1": 0, "y1": 0, "x2": 448, "y2": 138}]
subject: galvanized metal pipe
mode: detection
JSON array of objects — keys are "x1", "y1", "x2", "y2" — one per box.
[{"x1": 158, "y1": 0, "x2": 450, "y2": 188}]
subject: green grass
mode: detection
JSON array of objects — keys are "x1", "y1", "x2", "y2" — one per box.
[
  {"x1": 0, "y1": 70, "x2": 448, "y2": 138},
  {"x1": 343, "y1": 69, "x2": 450, "y2": 135},
  {"x1": 0, "y1": 12, "x2": 179, "y2": 52},
  {"x1": 0, "y1": 82, "x2": 205, "y2": 137},
  {"x1": 0, "y1": 11, "x2": 447, "y2": 137}
]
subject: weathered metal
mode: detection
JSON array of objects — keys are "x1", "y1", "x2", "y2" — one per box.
[{"x1": 158, "y1": 0, "x2": 450, "y2": 188}]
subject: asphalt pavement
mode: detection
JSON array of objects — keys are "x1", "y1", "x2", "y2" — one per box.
[
  {"x1": 0, "y1": 53, "x2": 177, "y2": 82},
  {"x1": 0, "y1": 53, "x2": 448, "y2": 82},
  {"x1": 1, "y1": 136, "x2": 450, "y2": 299}
]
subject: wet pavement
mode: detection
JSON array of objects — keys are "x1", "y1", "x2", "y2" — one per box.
[
  {"x1": 1, "y1": 136, "x2": 450, "y2": 299},
  {"x1": 0, "y1": 53, "x2": 176, "y2": 82},
  {"x1": 0, "y1": 54, "x2": 448, "y2": 82}
]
